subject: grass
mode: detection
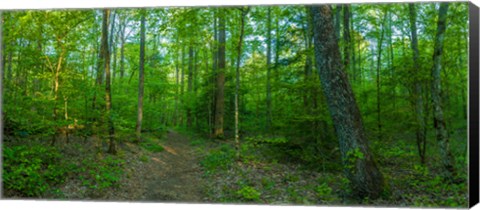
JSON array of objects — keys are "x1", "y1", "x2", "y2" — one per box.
[{"x1": 139, "y1": 136, "x2": 164, "y2": 153}]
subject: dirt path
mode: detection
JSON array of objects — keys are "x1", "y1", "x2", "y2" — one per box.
[
  {"x1": 139, "y1": 130, "x2": 205, "y2": 202},
  {"x1": 58, "y1": 129, "x2": 207, "y2": 201}
]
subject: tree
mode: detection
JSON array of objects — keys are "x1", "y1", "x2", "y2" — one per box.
[
  {"x1": 135, "y1": 10, "x2": 146, "y2": 143},
  {"x1": 213, "y1": 9, "x2": 226, "y2": 138},
  {"x1": 265, "y1": 7, "x2": 272, "y2": 133},
  {"x1": 187, "y1": 45, "x2": 194, "y2": 128},
  {"x1": 0, "y1": 11, "x2": 3, "y2": 135},
  {"x1": 119, "y1": 12, "x2": 128, "y2": 79},
  {"x1": 376, "y1": 7, "x2": 388, "y2": 140},
  {"x1": 103, "y1": 9, "x2": 116, "y2": 154},
  {"x1": 343, "y1": 5, "x2": 351, "y2": 74},
  {"x1": 409, "y1": 3, "x2": 427, "y2": 165},
  {"x1": 234, "y1": 7, "x2": 248, "y2": 160},
  {"x1": 309, "y1": 5, "x2": 384, "y2": 199},
  {"x1": 431, "y1": 2, "x2": 455, "y2": 181}
]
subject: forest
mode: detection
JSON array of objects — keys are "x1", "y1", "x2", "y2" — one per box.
[{"x1": 1, "y1": 2, "x2": 469, "y2": 207}]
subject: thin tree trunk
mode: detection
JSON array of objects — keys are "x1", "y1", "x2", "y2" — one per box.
[
  {"x1": 235, "y1": 7, "x2": 248, "y2": 160},
  {"x1": 0, "y1": 12, "x2": 3, "y2": 139},
  {"x1": 112, "y1": 13, "x2": 119, "y2": 82},
  {"x1": 376, "y1": 9, "x2": 388, "y2": 140},
  {"x1": 174, "y1": 50, "x2": 179, "y2": 126},
  {"x1": 187, "y1": 46, "x2": 194, "y2": 128},
  {"x1": 266, "y1": 7, "x2": 272, "y2": 133},
  {"x1": 310, "y1": 5, "x2": 384, "y2": 199},
  {"x1": 351, "y1": 7, "x2": 357, "y2": 82},
  {"x1": 51, "y1": 45, "x2": 65, "y2": 146},
  {"x1": 214, "y1": 9, "x2": 226, "y2": 138},
  {"x1": 180, "y1": 46, "x2": 185, "y2": 125},
  {"x1": 64, "y1": 96, "x2": 69, "y2": 143},
  {"x1": 409, "y1": 3, "x2": 427, "y2": 165},
  {"x1": 120, "y1": 15, "x2": 126, "y2": 79},
  {"x1": 303, "y1": 7, "x2": 313, "y2": 108},
  {"x1": 104, "y1": 9, "x2": 116, "y2": 154},
  {"x1": 343, "y1": 5, "x2": 351, "y2": 75},
  {"x1": 431, "y1": 3, "x2": 455, "y2": 181},
  {"x1": 388, "y1": 12, "x2": 396, "y2": 109},
  {"x1": 92, "y1": 12, "x2": 105, "y2": 130},
  {"x1": 210, "y1": 10, "x2": 218, "y2": 135},
  {"x1": 135, "y1": 11, "x2": 146, "y2": 143}
]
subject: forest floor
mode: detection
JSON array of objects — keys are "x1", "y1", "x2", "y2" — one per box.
[
  {"x1": 3, "y1": 128, "x2": 468, "y2": 207},
  {"x1": 57, "y1": 129, "x2": 209, "y2": 202}
]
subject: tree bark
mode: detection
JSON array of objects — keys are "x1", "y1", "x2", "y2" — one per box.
[
  {"x1": 235, "y1": 7, "x2": 248, "y2": 160},
  {"x1": 214, "y1": 9, "x2": 226, "y2": 138},
  {"x1": 187, "y1": 45, "x2": 194, "y2": 128},
  {"x1": 310, "y1": 5, "x2": 384, "y2": 199},
  {"x1": 135, "y1": 11, "x2": 146, "y2": 143},
  {"x1": 431, "y1": 3, "x2": 455, "y2": 181},
  {"x1": 119, "y1": 14, "x2": 126, "y2": 79},
  {"x1": 376, "y1": 8, "x2": 388, "y2": 141},
  {"x1": 103, "y1": 9, "x2": 116, "y2": 154},
  {"x1": 210, "y1": 10, "x2": 218, "y2": 135},
  {"x1": 334, "y1": 5, "x2": 341, "y2": 41},
  {"x1": 343, "y1": 5, "x2": 351, "y2": 75},
  {"x1": 409, "y1": 3, "x2": 427, "y2": 165},
  {"x1": 50, "y1": 42, "x2": 66, "y2": 146},
  {"x1": 350, "y1": 7, "x2": 357, "y2": 82}
]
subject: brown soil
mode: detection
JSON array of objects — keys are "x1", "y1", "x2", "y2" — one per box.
[
  {"x1": 141, "y1": 130, "x2": 206, "y2": 202},
  {"x1": 59, "y1": 129, "x2": 207, "y2": 202}
]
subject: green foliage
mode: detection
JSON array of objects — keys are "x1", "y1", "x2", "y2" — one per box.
[
  {"x1": 140, "y1": 155, "x2": 150, "y2": 162},
  {"x1": 2, "y1": 2, "x2": 469, "y2": 206},
  {"x1": 3, "y1": 145, "x2": 66, "y2": 197},
  {"x1": 139, "y1": 137, "x2": 165, "y2": 153},
  {"x1": 315, "y1": 183, "x2": 336, "y2": 202},
  {"x1": 236, "y1": 185, "x2": 261, "y2": 201},
  {"x1": 190, "y1": 139, "x2": 205, "y2": 147},
  {"x1": 78, "y1": 155, "x2": 125, "y2": 191},
  {"x1": 200, "y1": 144, "x2": 235, "y2": 173},
  {"x1": 345, "y1": 148, "x2": 365, "y2": 170},
  {"x1": 315, "y1": 183, "x2": 333, "y2": 198}
]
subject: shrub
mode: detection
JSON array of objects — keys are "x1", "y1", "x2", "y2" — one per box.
[
  {"x1": 236, "y1": 186, "x2": 261, "y2": 201},
  {"x1": 201, "y1": 145, "x2": 235, "y2": 173},
  {"x1": 140, "y1": 138, "x2": 164, "y2": 153},
  {"x1": 3, "y1": 145, "x2": 66, "y2": 197}
]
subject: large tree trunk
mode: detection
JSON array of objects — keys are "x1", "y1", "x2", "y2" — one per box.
[
  {"x1": 409, "y1": 3, "x2": 427, "y2": 165},
  {"x1": 213, "y1": 9, "x2": 226, "y2": 138},
  {"x1": 135, "y1": 11, "x2": 146, "y2": 143},
  {"x1": 309, "y1": 5, "x2": 384, "y2": 199},
  {"x1": 431, "y1": 3, "x2": 455, "y2": 181},
  {"x1": 334, "y1": 5, "x2": 341, "y2": 41}
]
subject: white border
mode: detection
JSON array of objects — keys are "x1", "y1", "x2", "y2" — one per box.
[{"x1": 0, "y1": 0, "x2": 478, "y2": 210}]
